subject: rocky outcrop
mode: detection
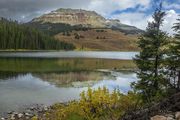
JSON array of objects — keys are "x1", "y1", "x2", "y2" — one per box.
[
  {"x1": 32, "y1": 8, "x2": 106, "y2": 28},
  {"x1": 151, "y1": 112, "x2": 180, "y2": 120},
  {"x1": 31, "y1": 8, "x2": 143, "y2": 34},
  {"x1": 121, "y1": 92, "x2": 180, "y2": 120},
  {"x1": 1, "y1": 104, "x2": 49, "y2": 120}
]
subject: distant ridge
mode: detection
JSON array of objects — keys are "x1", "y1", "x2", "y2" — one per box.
[{"x1": 31, "y1": 8, "x2": 143, "y2": 34}]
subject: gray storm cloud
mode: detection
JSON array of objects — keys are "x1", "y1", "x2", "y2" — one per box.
[
  {"x1": 0, "y1": 0, "x2": 90, "y2": 22},
  {"x1": 0, "y1": 0, "x2": 151, "y2": 22},
  {"x1": 0, "y1": 0, "x2": 178, "y2": 35}
]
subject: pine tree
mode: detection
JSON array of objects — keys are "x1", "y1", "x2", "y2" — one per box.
[
  {"x1": 132, "y1": 4, "x2": 169, "y2": 102},
  {"x1": 166, "y1": 15, "x2": 180, "y2": 92},
  {"x1": 0, "y1": 18, "x2": 75, "y2": 50}
]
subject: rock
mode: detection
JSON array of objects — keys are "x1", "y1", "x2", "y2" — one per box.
[
  {"x1": 151, "y1": 115, "x2": 167, "y2": 120},
  {"x1": 1, "y1": 118, "x2": 5, "y2": 120},
  {"x1": 44, "y1": 106, "x2": 48, "y2": 111},
  {"x1": 25, "y1": 116, "x2": 30, "y2": 119},
  {"x1": 18, "y1": 113, "x2": 23, "y2": 118},
  {"x1": 151, "y1": 115, "x2": 175, "y2": 120},
  {"x1": 8, "y1": 111, "x2": 13, "y2": 114},
  {"x1": 25, "y1": 112, "x2": 32, "y2": 117},
  {"x1": 166, "y1": 114, "x2": 175, "y2": 120},
  {"x1": 167, "y1": 116, "x2": 175, "y2": 120},
  {"x1": 10, "y1": 114, "x2": 15, "y2": 120},
  {"x1": 13, "y1": 112, "x2": 18, "y2": 116},
  {"x1": 30, "y1": 107, "x2": 35, "y2": 111},
  {"x1": 26, "y1": 109, "x2": 31, "y2": 113},
  {"x1": 176, "y1": 112, "x2": 180, "y2": 120}
]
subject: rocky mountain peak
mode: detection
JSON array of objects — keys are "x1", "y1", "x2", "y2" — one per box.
[
  {"x1": 32, "y1": 8, "x2": 106, "y2": 27},
  {"x1": 31, "y1": 8, "x2": 143, "y2": 34}
]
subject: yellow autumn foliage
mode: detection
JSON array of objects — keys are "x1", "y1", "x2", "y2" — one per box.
[{"x1": 38, "y1": 87, "x2": 141, "y2": 120}]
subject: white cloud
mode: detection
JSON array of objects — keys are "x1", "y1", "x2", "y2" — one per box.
[
  {"x1": 115, "y1": 0, "x2": 150, "y2": 10},
  {"x1": 164, "y1": 1, "x2": 180, "y2": 10},
  {"x1": 86, "y1": 0, "x2": 179, "y2": 35},
  {"x1": 86, "y1": 0, "x2": 151, "y2": 17},
  {"x1": 110, "y1": 9, "x2": 179, "y2": 35},
  {"x1": 111, "y1": 12, "x2": 152, "y2": 30},
  {"x1": 162, "y1": 10, "x2": 179, "y2": 35}
]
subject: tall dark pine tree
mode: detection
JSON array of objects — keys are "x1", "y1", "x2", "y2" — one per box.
[
  {"x1": 133, "y1": 4, "x2": 168, "y2": 102},
  {"x1": 166, "y1": 16, "x2": 180, "y2": 92}
]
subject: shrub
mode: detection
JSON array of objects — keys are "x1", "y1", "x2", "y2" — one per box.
[{"x1": 43, "y1": 87, "x2": 141, "y2": 120}]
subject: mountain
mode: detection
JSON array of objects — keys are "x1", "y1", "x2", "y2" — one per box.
[
  {"x1": 28, "y1": 8, "x2": 143, "y2": 51},
  {"x1": 32, "y1": 8, "x2": 106, "y2": 28},
  {"x1": 31, "y1": 8, "x2": 143, "y2": 34}
]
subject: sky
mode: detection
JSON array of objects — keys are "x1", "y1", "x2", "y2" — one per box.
[{"x1": 0, "y1": 0, "x2": 179, "y2": 35}]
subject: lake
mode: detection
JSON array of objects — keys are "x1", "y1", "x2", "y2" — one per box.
[
  {"x1": 0, "y1": 51, "x2": 138, "y2": 60},
  {"x1": 0, "y1": 51, "x2": 138, "y2": 116}
]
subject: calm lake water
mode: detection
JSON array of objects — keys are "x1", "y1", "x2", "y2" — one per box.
[
  {"x1": 0, "y1": 51, "x2": 138, "y2": 60},
  {"x1": 0, "y1": 51, "x2": 138, "y2": 116}
]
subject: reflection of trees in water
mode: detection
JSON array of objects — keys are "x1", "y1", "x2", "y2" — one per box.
[
  {"x1": 0, "y1": 57, "x2": 136, "y2": 73},
  {"x1": 34, "y1": 72, "x2": 105, "y2": 87},
  {"x1": 0, "y1": 72, "x2": 26, "y2": 80},
  {"x1": 0, "y1": 58, "x2": 61, "y2": 73},
  {"x1": 0, "y1": 70, "x2": 116, "y2": 87}
]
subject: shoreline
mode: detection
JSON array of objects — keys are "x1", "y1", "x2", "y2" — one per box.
[
  {"x1": 0, "y1": 51, "x2": 139, "y2": 60},
  {"x1": 0, "y1": 69, "x2": 136, "y2": 120},
  {"x1": 0, "y1": 50, "x2": 140, "y2": 52},
  {"x1": 0, "y1": 103, "x2": 51, "y2": 120}
]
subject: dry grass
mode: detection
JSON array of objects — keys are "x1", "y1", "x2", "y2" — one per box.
[{"x1": 55, "y1": 29, "x2": 140, "y2": 51}]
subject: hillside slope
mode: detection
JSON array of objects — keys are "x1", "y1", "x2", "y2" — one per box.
[{"x1": 55, "y1": 29, "x2": 139, "y2": 51}]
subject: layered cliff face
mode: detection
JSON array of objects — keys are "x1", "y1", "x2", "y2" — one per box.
[
  {"x1": 31, "y1": 8, "x2": 143, "y2": 34},
  {"x1": 32, "y1": 8, "x2": 107, "y2": 28}
]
